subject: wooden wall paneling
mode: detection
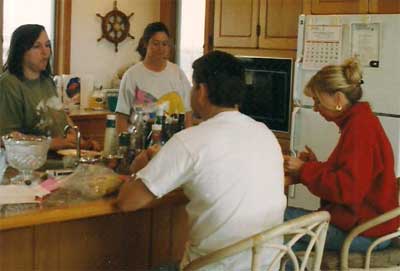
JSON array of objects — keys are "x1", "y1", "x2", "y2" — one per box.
[
  {"x1": 54, "y1": 0, "x2": 71, "y2": 74},
  {"x1": 150, "y1": 206, "x2": 173, "y2": 268},
  {"x1": 170, "y1": 205, "x2": 189, "y2": 262},
  {"x1": 56, "y1": 212, "x2": 152, "y2": 270},
  {"x1": 213, "y1": 0, "x2": 259, "y2": 48},
  {"x1": 310, "y1": 0, "x2": 369, "y2": 14},
  {"x1": 369, "y1": 0, "x2": 400, "y2": 13},
  {"x1": 0, "y1": 227, "x2": 34, "y2": 270},
  {"x1": 123, "y1": 210, "x2": 152, "y2": 269},
  {"x1": 259, "y1": 0, "x2": 303, "y2": 50},
  {"x1": 35, "y1": 223, "x2": 61, "y2": 270}
]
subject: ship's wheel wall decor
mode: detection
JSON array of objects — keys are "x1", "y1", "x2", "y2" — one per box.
[{"x1": 96, "y1": 1, "x2": 135, "y2": 52}]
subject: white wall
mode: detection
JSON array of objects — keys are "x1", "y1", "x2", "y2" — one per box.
[{"x1": 70, "y1": 0, "x2": 160, "y2": 88}]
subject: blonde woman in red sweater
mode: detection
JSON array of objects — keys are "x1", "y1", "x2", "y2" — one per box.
[{"x1": 284, "y1": 58, "x2": 399, "y2": 252}]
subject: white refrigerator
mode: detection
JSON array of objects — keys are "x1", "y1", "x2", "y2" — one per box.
[{"x1": 288, "y1": 14, "x2": 400, "y2": 210}]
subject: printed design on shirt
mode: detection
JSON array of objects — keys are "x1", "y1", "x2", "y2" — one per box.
[
  {"x1": 35, "y1": 96, "x2": 66, "y2": 136},
  {"x1": 134, "y1": 87, "x2": 157, "y2": 104},
  {"x1": 157, "y1": 91, "x2": 185, "y2": 114}
]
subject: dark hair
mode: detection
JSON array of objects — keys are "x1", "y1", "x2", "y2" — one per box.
[
  {"x1": 136, "y1": 22, "x2": 170, "y2": 60},
  {"x1": 192, "y1": 50, "x2": 245, "y2": 108},
  {"x1": 3, "y1": 24, "x2": 52, "y2": 79}
]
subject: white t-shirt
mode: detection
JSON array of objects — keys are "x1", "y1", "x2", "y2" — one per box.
[
  {"x1": 115, "y1": 61, "x2": 191, "y2": 121},
  {"x1": 137, "y1": 111, "x2": 286, "y2": 271}
]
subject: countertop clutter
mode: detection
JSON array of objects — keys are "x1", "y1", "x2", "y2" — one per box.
[
  {"x1": 0, "y1": 165, "x2": 189, "y2": 271},
  {"x1": 0, "y1": 166, "x2": 188, "y2": 231}
]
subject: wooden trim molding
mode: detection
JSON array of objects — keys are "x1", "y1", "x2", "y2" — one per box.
[
  {"x1": 204, "y1": 0, "x2": 214, "y2": 54},
  {"x1": 160, "y1": 0, "x2": 177, "y2": 61},
  {"x1": 54, "y1": 0, "x2": 71, "y2": 74}
]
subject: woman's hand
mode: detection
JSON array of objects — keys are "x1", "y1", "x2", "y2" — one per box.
[
  {"x1": 298, "y1": 145, "x2": 317, "y2": 162},
  {"x1": 50, "y1": 134, "x2": 76, "y2": 150},
  {"x1": 81, "y1": 138, "x2": 101, "y2": 151},
  {"x1": 283, "y1": 155, "x2": 304, "y2": 176},
  {"x1": 284, "y1": 175, "x2": 300, "y2": 186}
]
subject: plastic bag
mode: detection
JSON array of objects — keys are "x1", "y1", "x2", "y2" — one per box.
[{"x1": 59, "y1": 164, "x2": 122, "y2": 199}]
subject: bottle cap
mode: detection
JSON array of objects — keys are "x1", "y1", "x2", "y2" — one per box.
[
  {"x1": 152, "y1": 124, "x2": 162, "y2": 131},
  {"x1": 149, "y1": 112, "x2": 156, "y2": 120}
]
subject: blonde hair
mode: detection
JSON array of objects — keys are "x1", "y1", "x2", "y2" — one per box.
[{"x1": 304, "y1": 58, "x2": 363, "y2": 104}]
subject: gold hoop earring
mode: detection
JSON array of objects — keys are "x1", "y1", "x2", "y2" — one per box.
[{"x1": 336, "y1": 104, "x2": 342, "y2": 112}]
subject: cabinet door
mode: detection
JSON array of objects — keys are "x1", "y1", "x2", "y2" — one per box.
[
  {"x1": 369, "y1": 0, "x2": 400, "y2": 13},
  {"x1": 259, "y1": 0, "x2": 302, "y2": 50},
  {"x1": 213, "y1": 0, "x2": 259, "y2": 47},
  {"x1": 311, "y1": 0, "x2": 368, "y2": 14}
]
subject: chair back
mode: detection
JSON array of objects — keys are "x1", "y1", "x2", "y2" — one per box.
[
  {"x1": 319, "y1": 178, "x2": 400, "y2": 271},
  {"x1": 183, "y1": 211, "x2": 330, "y2": 271}
]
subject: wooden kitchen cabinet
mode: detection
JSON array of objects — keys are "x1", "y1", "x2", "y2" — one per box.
[
  {"x1": 369, "y1": 0, "x2": 400, "y2": 13},
  {"x1": 259, "y1": 0, "x2": 303, "y2": 49},
  {"x1": 309, "y1": 0, "x2": 369, "y2": 14},
  {"x1": 213, "y1": 0, "x2": 303, "y2": 50},
  {"x1": 213, "y1": 0, "x2": 259, "y2": 48},
  {"x1": 308, "y1": 0, "x2": 400, "y2": 14}
]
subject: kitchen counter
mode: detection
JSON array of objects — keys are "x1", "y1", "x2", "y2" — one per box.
[
  {"x1": 0, "y1": 187, "x2": 189, "y2": 270},
  {"x1": 0, "y1": 189, "x2": 187, "y2": 231},
  {"x1": 68, "y1": 109, "x2": 112, "y2": 148},
  {"x1": 68, "y1": 108, "x2": 111, "y2": 118}
]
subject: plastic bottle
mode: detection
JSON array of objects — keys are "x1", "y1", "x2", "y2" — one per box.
[
  {"x1": 127, "y1": 108, "x2": 145, "y2": 163},
  {"x1": 103, "y1": 114, "x2": 118, "y2": 157},
  {"x1": 151, "y1": 123, "x2": 162, "y2": 146},
  {"x1": 154, "y1": 103, "x2": 167, "y2": 145}
]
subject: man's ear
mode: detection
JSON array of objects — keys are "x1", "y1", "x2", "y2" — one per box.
[{"x1": 198, "y1": 83, "x2": 209, "y2": 104}]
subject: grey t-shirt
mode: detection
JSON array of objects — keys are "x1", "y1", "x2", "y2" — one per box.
[{"x1": 0, "y1": 71, "x2": 68, "y2": 137}]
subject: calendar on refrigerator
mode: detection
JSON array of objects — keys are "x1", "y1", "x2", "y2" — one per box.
[{"x1": 303, "y1": 24, "x2": 342, "y2": 70}]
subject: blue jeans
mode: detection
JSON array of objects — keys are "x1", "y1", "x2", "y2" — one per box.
[{"x1": 285, "y1": 207, "x2": 391, "y2": 252}]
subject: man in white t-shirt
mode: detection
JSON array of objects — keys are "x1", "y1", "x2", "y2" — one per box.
[{"x1": 117, "y1": 51, "x2": 286, "y2": 271}]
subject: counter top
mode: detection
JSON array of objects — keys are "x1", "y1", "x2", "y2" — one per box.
[
  {"x1": 68, "y1": 108, "x2": 111, "y2": 118},
  {"x1": 0, "y1": 189, "x2": 187, "y2": 231}
]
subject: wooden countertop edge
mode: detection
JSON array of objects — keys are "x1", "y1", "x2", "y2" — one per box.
[{"x1": 0, "y1": 190, "x2": 188, "y2": 231}]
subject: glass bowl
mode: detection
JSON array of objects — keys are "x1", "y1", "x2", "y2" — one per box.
[{"x1": 2, "y1": 134, "x2": 51, "y2": 185}]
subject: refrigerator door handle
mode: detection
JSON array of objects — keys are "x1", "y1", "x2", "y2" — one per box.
[
  {"x1": 293, "y1": 60, "x2": 303, "y2": 107},
  {"x1": 292, "y1": 14, "x2": 306, "y2": 107},
  {"x1": 290, "y1": 106, "x2": 301, "y2": 157},
  {"x1": 288, "y1": 106, "x2": 301, "y2": 199}
]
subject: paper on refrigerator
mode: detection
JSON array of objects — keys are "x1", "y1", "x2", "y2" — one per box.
[{"x1": 303, "y1": 24, "x2": 343, "y2": 70}]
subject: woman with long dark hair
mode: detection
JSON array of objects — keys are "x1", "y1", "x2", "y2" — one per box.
[{"x1": 0, "y1": 24, "x2": 98, "y2": 150}]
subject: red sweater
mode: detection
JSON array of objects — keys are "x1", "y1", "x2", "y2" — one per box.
[{"x1": 299, "y1": 102, "x2": 399, "y2": 237}]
